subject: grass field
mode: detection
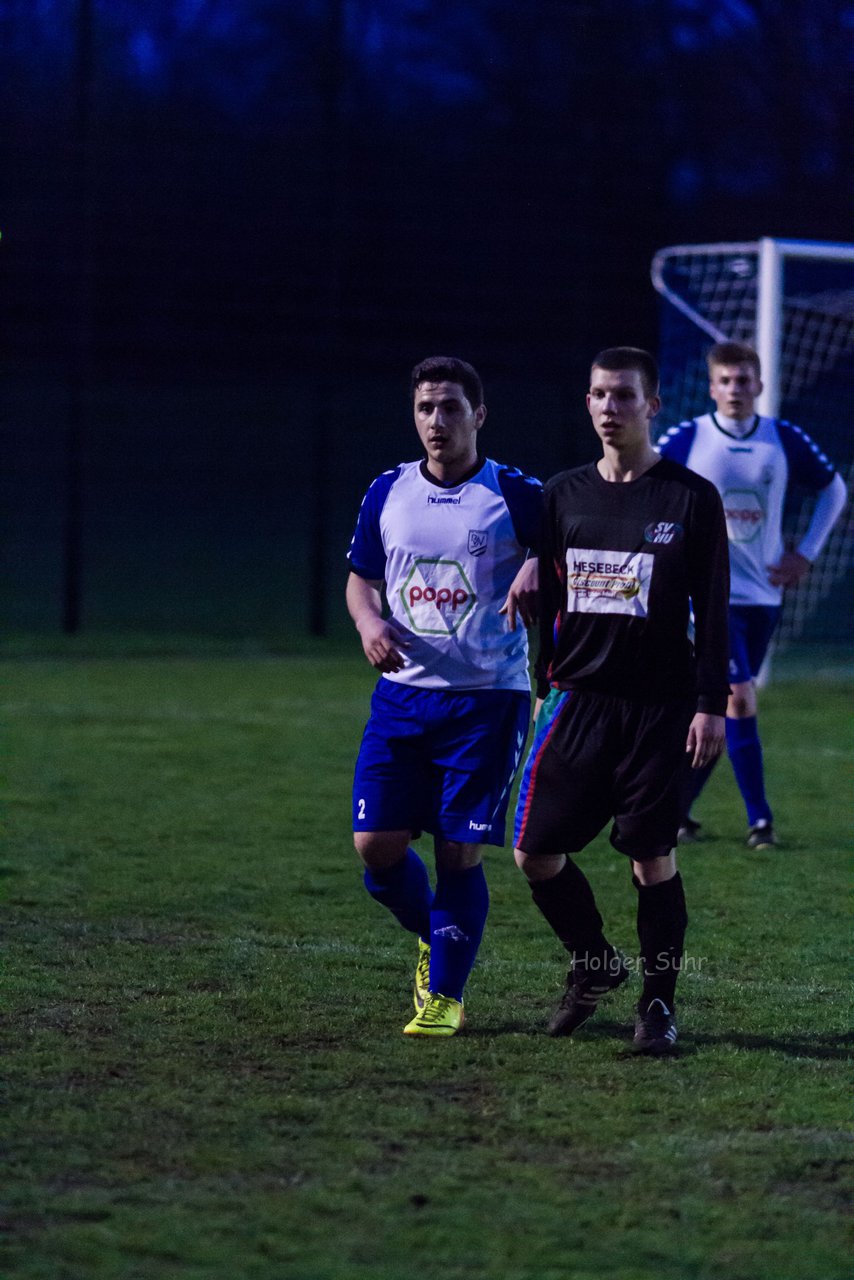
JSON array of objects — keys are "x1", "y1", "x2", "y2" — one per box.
[{"x1": 3, "y1": 641, "x2": 852, "y2": 1280}]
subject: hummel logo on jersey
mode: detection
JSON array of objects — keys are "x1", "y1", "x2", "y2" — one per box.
[
  {"x1": 644, "y1": 521, "x2": 684, "y2": 545},
  {"x1": 468, "y1": 530, "x2": 488, "y2": 556},
  {"x1": 427, "y1": 493, "x2": 462, "y2": 505}
]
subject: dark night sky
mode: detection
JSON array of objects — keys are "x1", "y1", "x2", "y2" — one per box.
[
  {"x1": 4, "y1": 1, "x2": 851, "y2": 375},
  {"x1": 1, "y1": 1, "x2": 851, "y2": 634}
]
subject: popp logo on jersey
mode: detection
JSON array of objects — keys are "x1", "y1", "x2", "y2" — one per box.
[
  {"x1": 723, "y1": 489, "x2": 764, "y2": 543},
  {"x1": 400, "y1": 558, "x2": 476, "y2": 635}
]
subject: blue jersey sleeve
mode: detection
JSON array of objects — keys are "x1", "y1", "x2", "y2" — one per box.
[
  {"x1": 655, "y1": 420, "x2": 697, "y2": 466},
  {"x1": 496, "y1": 466, "x2": 543, "y2": 551},
  {"x1": 346, "y1": 467, "x2": 400, "y2": 580},
  {"x1": 777, "y1": 421, "x2": 837, "y2": 491}
]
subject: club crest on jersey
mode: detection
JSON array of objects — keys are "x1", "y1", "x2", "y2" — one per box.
[
  {"x1": 400, "y1": 557, "x2": 476, "y2": 635},
  {"x1": 644, "y1": 521, "x2": 684, "y2": 545},
  {"x1": 468, "y1": 529, "x2": 488, "y2": 557}
]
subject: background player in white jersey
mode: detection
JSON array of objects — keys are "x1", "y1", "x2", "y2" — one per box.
[
  {"x1": 346, "y1": 356, "x2": 542, "y2": 1037},
  {"x1": 514, "y1": 348, "x2": 730, "y2": 1054},
  {"x1": 657, "y1": 341, "x2": 847, "y2": 849}
]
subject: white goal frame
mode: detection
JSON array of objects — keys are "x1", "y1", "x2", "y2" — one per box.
[
  {"x1": 651, "y1": 237, "x2": 854, "y2": 416},
  {"x1": 651, "y1": 236, "x2": 854, "y2": 653}
]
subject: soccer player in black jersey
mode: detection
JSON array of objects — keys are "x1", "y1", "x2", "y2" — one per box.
[{"x1": 513, "y1": 347, "x2": 730, "y2": 1053}]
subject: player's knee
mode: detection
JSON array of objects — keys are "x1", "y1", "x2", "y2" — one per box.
[
  {"x1": 514, "y1": 847, "x2": 533, "y2": 877},
  {"x1": 727, "y1": 683, "x2": 756, "y2": 719},
  {"x1": 353, "y1": 829, "x2": 410, "y2": 869},
  {"x1": 631, "y1": 852, "x2": 677, "y2": 885},
  {"x1": 435, "y1": 840, "x2": 481, "y2": 871},
  {"x1": 514, "y1": 847, "x2": 564, "y2": 881}
]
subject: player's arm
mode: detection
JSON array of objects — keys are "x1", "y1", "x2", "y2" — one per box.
[
  {"x1": 346, "y1": 572, "x2": 412, "y2": 673},
  {"x1": 533, "y1": 490, "x2": 562, "y2": 705},
  {"x1": 499, "y1": 555, "x2": 539, "y2": 630},
  {"x1": 685, "y1": 712, "x2": 725, "y2": 769},
  {"x1": 768, "y1": 472, "x2": 847, "y2": 587},
  {"x1": 497, "y1": 468, "x2": 544, "y2": 630}
]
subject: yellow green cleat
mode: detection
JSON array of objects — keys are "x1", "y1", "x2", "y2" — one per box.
[
  {"x1": 404, "y1": 992, "x2": 465, "y2": 1037},
  {"x1": 413, "y1": 938, "x2": 431, "y2": 1012}
]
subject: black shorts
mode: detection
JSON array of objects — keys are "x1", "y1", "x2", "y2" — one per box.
[{"x1": 513, "y1": 688, "x2": 695, "y2": 861}]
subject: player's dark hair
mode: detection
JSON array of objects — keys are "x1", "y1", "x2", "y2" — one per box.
[
  {"x1": 410, "y1": 356, "x2": 484, "y2": 409},
  {"x1": 706, "y1": 341, "x2": 761, "y2": 377},
  {"x1": 590, "y1": 347, "x2": 660, "y2": 398}
]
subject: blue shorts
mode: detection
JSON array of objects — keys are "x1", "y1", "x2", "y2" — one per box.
[
  {"x1": 728, "y1": 605, "x2": 781, "y2": 684},
  {"x1": 353, "y1": 679, "x2": 531, "y2": 846}
]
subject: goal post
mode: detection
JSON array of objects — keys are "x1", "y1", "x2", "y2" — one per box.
[
  {"x1": 754, "y1": 238, "x2": 854, "y2": 418},
  {"x1": 651, "y1": 237, "x2": 854, "y2": 650}
]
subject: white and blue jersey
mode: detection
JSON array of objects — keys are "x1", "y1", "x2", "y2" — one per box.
[
  {"x1": 656, "y1": 414, "x2": 837, "y2": 606},
  {"x1": 347, "y1": 457, "x2": 542, "y2": 692}
]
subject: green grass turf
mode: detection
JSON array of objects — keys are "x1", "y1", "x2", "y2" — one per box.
[{"x1": 3, "y1": 643, "x2": 852, "y2": 1279}]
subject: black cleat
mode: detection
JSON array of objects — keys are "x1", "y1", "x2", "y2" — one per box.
[
  {"x1": 633, "y1": 998, "x2": 678, "y2": 1054},
  {"x1": 746, "y1": 821, "x2": 778, "y2": 850},
  {"x1": 677, "y1": 817, "x2": 702, "y2": 845},
  {"x1": 547, "y1": 954, "x2": 630, "y2": 1037}
]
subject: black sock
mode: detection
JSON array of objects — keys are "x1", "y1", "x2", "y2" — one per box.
[
  {"x1": 634, "y1": 872, "x2": 688, "y2": 1011},
  {"x1": 529, "y1": 857, "x2": 613, "y2": 971}
]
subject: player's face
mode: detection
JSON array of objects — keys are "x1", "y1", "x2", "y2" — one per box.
[
  {"x1": 587, "y1": 367, "x2": 660, "y2": 450},
  {"x1": 413, "y1": 380, "x2": 485, "y2": 481},
  {"x1": 709, "y1": 362, "x2": 762, "y2": 420}
]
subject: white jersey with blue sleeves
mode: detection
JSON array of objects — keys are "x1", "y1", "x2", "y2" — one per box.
[
  {"x1": 657, "y1": 413, "x2": 837, "y2": 606},
  {"x1": 348, "y1": 457, "x2": 542, "y2": 691}
]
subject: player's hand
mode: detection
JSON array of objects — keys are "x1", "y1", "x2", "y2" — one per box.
[
  {"x1": 685, "y1": 712, "x2": 725, "y2": 769},
  {"x1": 357, "y1": 615, "x2": 412, "y2": 673},
  {"x1": 499, "y1": 557, "x2": 539, "y2": 630},
  {"x1": 767, "y1": 549, "x2": 811, "y2": 588}
]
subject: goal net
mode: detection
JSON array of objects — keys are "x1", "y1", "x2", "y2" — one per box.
[{"x1": 651, "y1": 238, "x2": 854, "y2": 649}]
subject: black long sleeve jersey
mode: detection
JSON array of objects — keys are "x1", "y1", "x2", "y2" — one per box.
[{"x1": 536, "y1": 458, "x2": 730, "y2": 714}]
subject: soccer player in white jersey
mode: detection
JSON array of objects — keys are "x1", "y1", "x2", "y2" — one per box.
[
  {"x1": 657, "y1": 341, "x2": 847, "y2": 848},
  {"x1": 346, "y1": 356, "x2": 542, "y2": 1036}
]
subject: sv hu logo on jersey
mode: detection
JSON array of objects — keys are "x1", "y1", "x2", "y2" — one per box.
[
  {"x1": 644, "y1": 521, "x2": 684, "y2": 545},
  {"x1": 468, "y1": 529, "x2": 488, "y2": 556}
]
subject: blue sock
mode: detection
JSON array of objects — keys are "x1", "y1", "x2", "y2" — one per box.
[
  {"x1": 363, "y1": 848, "x2": 433, "y2": 941},
  {"x1": 726, "y1": 716, "x2": 772, "y2": 826},
  {"x1": 429, "y1": 863, "x2": 490, "y2": 1002}
]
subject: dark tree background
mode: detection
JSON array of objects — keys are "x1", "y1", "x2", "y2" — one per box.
[{"x1": 1, "y1": 1, "x2": 851, "y2": 636}]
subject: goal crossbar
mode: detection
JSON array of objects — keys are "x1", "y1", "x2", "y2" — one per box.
[
  {"x1": 651, "y1": 236, "x2": 854, "y2": 649},
  {"x1": 651, "y1": 237, "x2": 854, "y2": 415}
]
